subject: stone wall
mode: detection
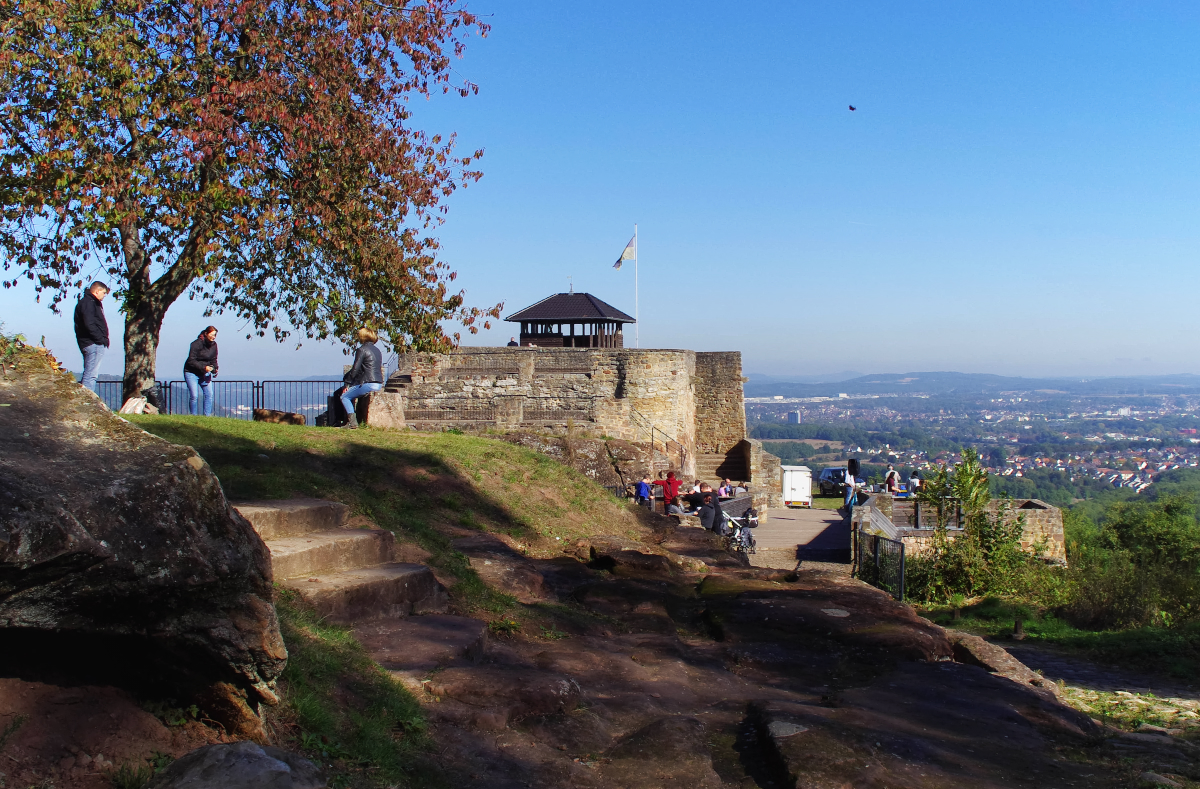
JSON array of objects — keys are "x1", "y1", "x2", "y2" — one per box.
[
  {"x1": 744, "y1": 439, "x2": 783, "y2": 511},
  {"x1": 994, "y1": 499, "x2": 1066, "y2": 563},
  {"x1": 387, "y1": 348, "x2": 699, "y2": 475},
  {"x1": 693, "y1": 352, "x2": 746, "y2": 455},
  {"x1": 857, "y1": 494, "x2": 1066, "y2": 564}
]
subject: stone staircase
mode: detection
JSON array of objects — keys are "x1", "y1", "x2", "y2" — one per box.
[
  {"x1": 235, "y1": 499, "x2": 447, "y2": 622},
  {"x1": 694, "y1": 451, "x2": 748, "y2": 486},
  {"x1": 234, "y1": 499, "x2": 488, "y2": 681}
]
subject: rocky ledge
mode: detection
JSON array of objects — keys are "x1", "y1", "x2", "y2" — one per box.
[{"x1": 0, "y1": 347, "x2": 286, "y2": 733}]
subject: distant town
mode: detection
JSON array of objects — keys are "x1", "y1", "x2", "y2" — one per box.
[{"x1": 745, "y1": 373, "x2": 1200, "y2": 504}]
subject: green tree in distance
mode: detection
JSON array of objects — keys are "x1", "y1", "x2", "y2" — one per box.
[{"x1": 1, "y1": 0, "x2": 496, "y2": 398}]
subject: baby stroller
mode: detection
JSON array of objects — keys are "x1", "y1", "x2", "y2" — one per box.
[{"x1": 722, "y1": 508, "x2": 759, "y2": 555}]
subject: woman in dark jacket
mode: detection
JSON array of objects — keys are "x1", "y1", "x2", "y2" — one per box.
[
  {"x1": 184, "y1": 326, "x2": 219, "y2": 416},
  {"x1": 339, "y1": 327, "x2": 383, "y2": 429}
]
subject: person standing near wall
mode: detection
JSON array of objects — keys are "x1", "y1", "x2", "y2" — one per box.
[
  {"x1": 73, "y1": 281, "x2": 109, "y2": 392},
  {"x1": 842, "y1": 460, "x2": 860, "y2": 519},
  {"x1": 652, "y1": 471, "x2": 682, "y2": 513},
  {"x1": 184, "y1": 326, "x2": 219, "y2": 416},
  {"x1": 635, "y1": 475, "x2": 652, "y2": 507},
  {"x1": 340, "y1": 327, "x2": 384, "y2": 429}
]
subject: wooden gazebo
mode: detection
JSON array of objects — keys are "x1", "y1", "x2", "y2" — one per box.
[{"x1": 505, "y1": 292, "x2": 635, "y2": 348}]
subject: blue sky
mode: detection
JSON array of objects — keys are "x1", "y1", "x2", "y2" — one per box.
[{"x1": 3, "y1": 0, "x2": 1198, "y2": 379}]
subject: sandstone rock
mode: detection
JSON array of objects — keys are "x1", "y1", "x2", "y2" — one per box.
[
  {"x1": 363, "y1": 390, "x2": 405, "y2": 430},
  {"x1": 599, "y1": 716, "x2": 722, "y2": 789},
  {"x1": 0, "y1": 351, "x2": 286, "y2": 726},
  {"x1": 146, "y1": 742, "x2": 325, "y2": 789},
  {"x1": 453, "y1": 534, "x2": 547, "y2": 602},
  {"x1": 424, "y1": 666, "x2": 582, "y2": 723},
  {"x1": 944, "y1": 629, "x2": 1055, "y2": 695},
  {"x1": 497, "y1": 432, "x2": 654, "y2": 489}
]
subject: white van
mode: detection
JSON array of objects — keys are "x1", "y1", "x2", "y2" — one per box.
[{"x1": 781, "y1": 465, "x2": 813, "y2": 508}]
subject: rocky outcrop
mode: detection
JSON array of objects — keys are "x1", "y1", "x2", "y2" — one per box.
[
  {"x1": 0, "y1": 347, "x2": 286, "y2": 729},
  {"x1": 497, "y1": 431, "x2": 653, "y2": 490},
  {"x1": 146, "y1": 742, "x2": 325, "y2": 789}
]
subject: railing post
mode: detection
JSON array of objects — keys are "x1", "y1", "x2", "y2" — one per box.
[{"x1": 898, "y1": 543, "x2": 906, "y2": 602}]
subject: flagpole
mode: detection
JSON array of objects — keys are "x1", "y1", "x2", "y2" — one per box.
[{"x1": 634, "y1": 223, "x2": 639, "y2": 348}]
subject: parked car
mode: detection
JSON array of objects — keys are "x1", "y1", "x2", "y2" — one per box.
[{"x1": 816, "y1": 467, "x2": 864, "y2": 496}]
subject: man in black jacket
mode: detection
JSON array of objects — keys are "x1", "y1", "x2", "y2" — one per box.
[{"x1": 73, "y1": 282, "x2": 110, "y2": 392}]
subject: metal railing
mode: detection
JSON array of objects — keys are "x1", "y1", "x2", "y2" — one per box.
[
  {"x1": 95, "y1": 379, "x2": 344, "y2": 424},
  {"x1": 854, "y1": 530, "x2": 906, "y2": 601},
  {"x1": 629, "y1": 407, "x2": 688, "y2": 475}
]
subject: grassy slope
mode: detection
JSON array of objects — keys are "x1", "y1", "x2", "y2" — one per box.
[
  {"x1": 921, "y1": 597, "x2": 1200, "y2": 680},
  {"x1": 127, "y1": 415, "x2": 647, "y2": 787}
]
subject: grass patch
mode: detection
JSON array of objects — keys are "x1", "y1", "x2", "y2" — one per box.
[
  {"x1": 268, "y1": 590, "x2": 435, "y2": 787},
  {"x1": 1058, "y1": 687, "x2": 1200, "y2": 732},
  {"x1": 809, "y1": 495, "x2": 844, "y2": 510},
  {"x1": 126, "y1": 415, "x2": 644, "y2": 614},
  {"x1": 922, "y1": 597, "x2": 1200, "y2": 679}
]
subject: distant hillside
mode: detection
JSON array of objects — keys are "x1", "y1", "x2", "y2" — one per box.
[
  {"x1": 745, "y1": 371, "x2": 864, "y2": 385},
  {"x1": 744, "y1": 371, "x2": 1200, "y2": 398}
]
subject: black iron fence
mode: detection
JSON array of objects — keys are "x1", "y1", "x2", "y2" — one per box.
[
  {"x1": 95, "y1": 379, "x2": 343, "y2": 424},
  {"x1": 854, "y1": 530, "x2": 906, "y2": 601}
]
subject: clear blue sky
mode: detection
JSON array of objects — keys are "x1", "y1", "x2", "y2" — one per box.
[{"x1": 3, "y1": 1, "x2": 1198, "y2": 379}]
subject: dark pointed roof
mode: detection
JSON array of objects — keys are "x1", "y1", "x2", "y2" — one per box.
[{"x1": 505, "y1": 293, "x2": 635, "y2": 323}]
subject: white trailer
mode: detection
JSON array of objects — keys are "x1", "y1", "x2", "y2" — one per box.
[{"x1": 781, "y1": 465, "x2": 813, "y2": 508}]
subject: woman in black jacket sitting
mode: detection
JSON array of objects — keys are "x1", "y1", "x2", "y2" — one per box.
[
  {"x1": 184, "y1": 326, "x2": 219, "y2": 416},
  {"x1": 339, "y1": 327, "x2": 383, "y2": 429}
]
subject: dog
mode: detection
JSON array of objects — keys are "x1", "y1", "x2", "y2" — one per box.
[{"x1": 253, "y1": 408, "x2": 306, "y2": 426}]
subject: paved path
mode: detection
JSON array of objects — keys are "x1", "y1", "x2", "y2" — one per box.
[{"x1": 751, "y1": 507, "x2": 851, "y2": 570}]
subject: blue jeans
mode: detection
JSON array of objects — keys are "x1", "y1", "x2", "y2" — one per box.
[
  {"x1": 341, "y1": 382, "x2": 382, "y2": 422},
  {"x1": 185, "y1": 371, "x2": 213, "y2": 416},
  {"x1": 79, "y1": 343, "x2": 106, "y2": 392}
]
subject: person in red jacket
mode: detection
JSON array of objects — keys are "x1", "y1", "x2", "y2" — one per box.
[{"x1": 652, "y1": 471, "x2": 682, "y2": 512}]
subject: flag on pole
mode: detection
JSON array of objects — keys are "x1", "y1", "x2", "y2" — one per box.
[{"x1": 613, "y1": 235, "x2": 636, "y2": 269}]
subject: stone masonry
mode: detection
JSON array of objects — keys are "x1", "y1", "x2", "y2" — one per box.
[
  {"x1": 858, "y1": 494, "x2": 1066, "y2": 564},
  {"x1": 373, "y1": 348, "x2": 773, "y2": 484}
]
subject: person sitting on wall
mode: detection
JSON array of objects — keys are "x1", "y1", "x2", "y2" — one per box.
[
  {"x1": 884, "y1": 464, "x2": 901, "y2": 495},
  {"x1": 908, "y1": 470, "x2": 921, "y2": 496},
  {"x1": 697, "y1": 493, "x2": 727, "y2": 534},
  {"x1": 718, "y1": 478, "x2": 733, "y2": 498},
  {"x1": 666, "y1": 495, "x2": 686, "y2": 515},
  {"x1": 507, "y1": 337, "x2": 519, "y2": 347},
  {"x1": 339, "y1": 327, "x2": 383, "y2": 430},
  {"x1": 691, "y1": 479, "x2": 702, "y2": 494}
]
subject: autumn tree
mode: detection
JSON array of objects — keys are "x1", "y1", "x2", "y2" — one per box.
[{"x1": 1, "y1": 0, "x2": 495, "y2": 399}]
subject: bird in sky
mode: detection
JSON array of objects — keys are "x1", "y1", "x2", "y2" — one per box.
[{"x1": 849, "y1": 105, "x2": 857, "y2": 111}]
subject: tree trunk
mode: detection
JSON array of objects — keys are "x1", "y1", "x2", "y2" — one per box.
[
  {"x1": 118, "y1": 212, "x2": 204, "y2": 403},
  {"x1": 122, "y1": 296, "x2": 168, "y2": 403}
]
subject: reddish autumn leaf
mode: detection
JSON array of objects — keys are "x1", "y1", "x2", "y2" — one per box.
[{"x1": 0, "y1": 0, "x2": 498, "y2": 399}]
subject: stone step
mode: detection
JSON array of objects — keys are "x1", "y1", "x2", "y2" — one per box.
[
  {"x1": 354, "y1": 615, "x2": 488, "y2": 677},
  {"x1": 266, "y1": 528, "x2": 395, "y2": 581},
  {"x1": 234, "y1": 499, "x2": 350, "y2": 540},
  {"x1": 695, "y1": 453, "x2": 748, "y2": 483},
  {"x1": 279, "y1": 563, "x2": 447, "y2": 624}
]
